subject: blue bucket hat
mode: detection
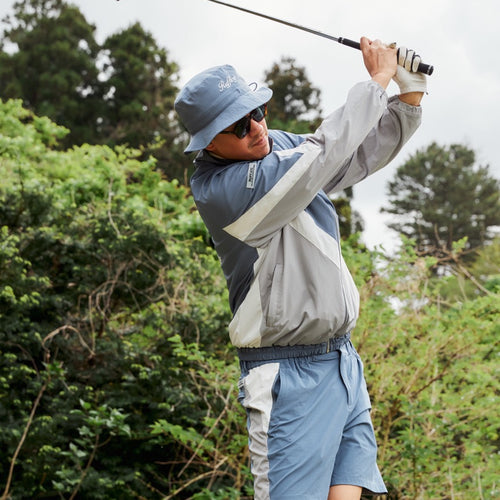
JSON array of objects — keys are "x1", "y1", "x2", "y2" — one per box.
[{"x1": 174, "y1": 65, "x2": 273, "y2": 153}]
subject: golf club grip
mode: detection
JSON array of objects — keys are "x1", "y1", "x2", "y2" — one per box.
[
  {"x1": 338, "y1": 37, "x2": 434, "y2": 76},
  {"x1": 338, "y1": 37, "x2": 361, "y2": 50}
]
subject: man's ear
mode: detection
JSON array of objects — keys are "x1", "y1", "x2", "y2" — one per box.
[{"x1": 206, "y1": 142, "x2": 215, "y2": 152}]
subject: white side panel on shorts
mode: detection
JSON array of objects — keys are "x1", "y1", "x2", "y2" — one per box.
[{"x1": 242, "y1": 362, "x2": 280, "y2": 499}]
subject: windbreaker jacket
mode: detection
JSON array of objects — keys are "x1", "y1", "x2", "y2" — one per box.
[{"x1": 191, "y1": 81, "x2": 422, "y2": 348}]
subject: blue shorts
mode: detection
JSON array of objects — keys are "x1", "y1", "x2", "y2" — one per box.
[{"x1": 237, "y1": 338, "x2": 387, "y2": 499}]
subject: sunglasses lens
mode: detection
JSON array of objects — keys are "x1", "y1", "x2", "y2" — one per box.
[
  {"x1": 233, "y1": 115, "x2": 251, "y2": 139},
  {"x1": 229, "y1": 104, "x2": 268, "y2": 139},
  {"x1": 252, "y1": 104, "x2": 267, "y2": 122}
]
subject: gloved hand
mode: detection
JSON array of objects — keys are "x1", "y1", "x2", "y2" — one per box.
[{"x1": 393, "y1": 46, "x2": 428, "y2": 94}]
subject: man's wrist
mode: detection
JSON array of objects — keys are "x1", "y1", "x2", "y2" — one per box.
[
  {"x1": 398, "y1": 91, "x2": 424, "y2": 106},
  {"x1": 371, "y1": 72, "x2": 393, "y2": 90}
]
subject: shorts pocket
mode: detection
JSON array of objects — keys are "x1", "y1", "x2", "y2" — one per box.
[
  {"x1": 239, "y1": 363, "x2": 280, "y2": 413},
  {"x1": 271, "y1": 369, "x2": 282, "y2": 405},
  {"x1": 267, "y1": 264, "x2": 284, "y2": 326}
]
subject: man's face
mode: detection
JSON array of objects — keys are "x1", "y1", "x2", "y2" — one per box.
[{"x1": 206, "y1": 109, "x2": 270, "y2": 161}]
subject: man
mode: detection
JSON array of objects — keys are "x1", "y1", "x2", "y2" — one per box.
[{"x1": 175, "y1": 38, "x2": 426, "y2": 499}]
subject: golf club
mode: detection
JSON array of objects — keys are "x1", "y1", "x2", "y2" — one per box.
[{"x1": 208, "y1": 0, "x2": 434, "y2": 76}]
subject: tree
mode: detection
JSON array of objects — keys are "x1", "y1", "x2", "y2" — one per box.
[
  {"x1": 383, "y1": 142, "x2": 500, "y2": 262},
  {"x1": 100, "y1": 24, "x2": 178, "y2": 149},
  {"x1": 100, "y1": 22, "x2": 179, "y2": 146},
  {"x1": 0, "y1": 1, "x2": 193, "y2": 184},
  {"x1": 100, "y1": 22, "x2": 193, "y2": 182},
  {"x1": 0, "y1": 0, "x2": 102, "y2": 145},
  {"x1": 263, "y1": 56, "x2": 322, "y2": 133}
]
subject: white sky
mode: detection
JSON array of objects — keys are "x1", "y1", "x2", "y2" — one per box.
[{"x1": 2, "y1": 0, "x2": 499, "y2": 251}]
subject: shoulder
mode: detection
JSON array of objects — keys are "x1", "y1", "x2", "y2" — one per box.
[{"x1": 269, "y1": 129, "x2": 307, "y2": 151}]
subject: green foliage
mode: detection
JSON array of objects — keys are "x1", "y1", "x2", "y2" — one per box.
[
  {"x1": 1, "y1": 5, "x2": 496, "y2": 499},
  {"x1": 345, "y1": 237, "x2": 499, "y2": 499},
  {"x1": 0, "y1": 92, "x2": 498, "y2": 499},
  {"x1": 434, "y1": 237, "x2": 500, "y2": 302},
  {"x1": 0, "y1": 98, "x2": 234, "y2": 498},
  {"x1": 150, "y1": 334, "x2": 252, "y2": 498}
]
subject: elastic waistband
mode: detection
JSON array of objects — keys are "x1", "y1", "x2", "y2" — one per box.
[{"x1": 237, "y1": 333, "x2": 350, "y2": 361}]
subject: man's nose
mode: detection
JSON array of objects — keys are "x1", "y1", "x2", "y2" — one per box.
[{"x1": 249, "y1": 117, "x2": 265, "y2": 135}]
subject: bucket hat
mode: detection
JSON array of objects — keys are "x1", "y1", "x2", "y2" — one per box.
[{"x1": 174, "y1": 65, "x2": 272, "y2": 153}]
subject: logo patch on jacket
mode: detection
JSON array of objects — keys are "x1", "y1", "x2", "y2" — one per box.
[{"x1": 246, "y1": 162, "x2": 257, "y2": 189}]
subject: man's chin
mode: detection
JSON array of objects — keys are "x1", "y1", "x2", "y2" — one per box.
[{"x1": 251, "y1": 136, "x2": 270, "y2": 158}]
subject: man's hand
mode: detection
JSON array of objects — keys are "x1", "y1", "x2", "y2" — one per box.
[
  {"x1": 393, "y1": 47, "x2": 427, "y2": 106},
  {"x1": 360, "y1": 37, "x2": 397, "y2": 89}
]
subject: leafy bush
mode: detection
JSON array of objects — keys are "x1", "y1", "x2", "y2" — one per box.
[
  {"x1": 0, "y1": 99, "x2": 235, "y2": 498},
  {"x1": 0, "y1": 100, "x2": 498, "y2": 499},
  {"x1": 344, "y1": 238, "x2": 499, "y2": 499}
]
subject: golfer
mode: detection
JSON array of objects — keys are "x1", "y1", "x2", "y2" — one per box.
[{"x1": 175, "y1": 38, "x2": 426, "y2": 499}]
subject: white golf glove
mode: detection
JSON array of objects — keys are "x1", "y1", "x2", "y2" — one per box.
[{"x1": 393, "y1": 46, "x2": 428, "y2": 94}]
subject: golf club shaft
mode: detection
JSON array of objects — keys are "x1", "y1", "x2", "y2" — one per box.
[{"x1": 208, "y1": 0, "x2": 434, "y2": 76}]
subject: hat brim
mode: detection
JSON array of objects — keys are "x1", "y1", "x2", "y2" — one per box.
[{"x1": 184, "y1": 87, "x2": 272, "y2": 153}]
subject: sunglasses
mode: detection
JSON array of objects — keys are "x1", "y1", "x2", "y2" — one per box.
[{"x1": 219, "y1": 103, "x2": 268, "y2": 139}]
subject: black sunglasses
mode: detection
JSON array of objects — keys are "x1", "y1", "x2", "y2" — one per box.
[{"x1": 219, "y1": 103, "x2": 268, "y2": 139}]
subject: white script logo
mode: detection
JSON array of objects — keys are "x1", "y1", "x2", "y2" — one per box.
[{"x1": 218, "y1": 75, "x2": 237, "y2": 92}]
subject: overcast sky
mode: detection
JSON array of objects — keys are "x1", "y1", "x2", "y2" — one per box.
[{"x1": 2, "y1": 0, "x2": 499, "y2": 251}]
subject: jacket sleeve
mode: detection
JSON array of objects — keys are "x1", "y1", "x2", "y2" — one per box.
[
  {"x1": 322, "y1": 94, "x2": 422, "y2": 194},
  {"x1": 221, "y1": 81, "x2": 420, "y2": 247}
]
